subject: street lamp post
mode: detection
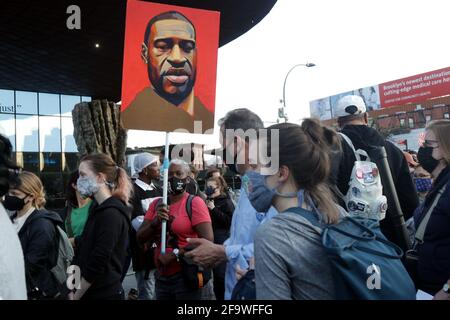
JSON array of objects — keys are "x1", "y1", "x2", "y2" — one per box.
[{"x1": 280, "y1": 62, "x2": 315, "y2": 122}]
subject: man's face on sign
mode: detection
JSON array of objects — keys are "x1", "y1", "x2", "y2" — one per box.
[{"x1": 144, "y1": 18, "x2": 197, "y2": 106}]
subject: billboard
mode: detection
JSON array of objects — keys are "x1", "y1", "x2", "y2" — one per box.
[
  {"x1": 121, "y1": 1, "x2": 220, "y2": 134},
  {"x1": 310, "y1": 66, "x2": 450, "y2": 121},
  {"x1": 380, "y1": 67, "x2": 450, "y2": 108}
]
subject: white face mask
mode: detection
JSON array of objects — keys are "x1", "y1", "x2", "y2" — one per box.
[{"x1": 76, "y1": 175, "x2": 100, "y2": 198}]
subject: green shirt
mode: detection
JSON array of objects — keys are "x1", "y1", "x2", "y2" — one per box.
[{"x1": 66, "y1": 200, "x2": 92, "y2": 238}]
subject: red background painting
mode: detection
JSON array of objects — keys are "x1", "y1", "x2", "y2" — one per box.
[{"x1": 121, "y1": 0, "x2": 220, "y2": 113}]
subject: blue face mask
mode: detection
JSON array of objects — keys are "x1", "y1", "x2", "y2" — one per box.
[
  {"x1": 414, "y1": 177, "x2": 432, "y2": 193},
  {"x1": 205, "y1": 186, "x2": 217, "y2": 199},
  {"x1": 246, "y1": 170, "x2": 297, "y2": 213}
]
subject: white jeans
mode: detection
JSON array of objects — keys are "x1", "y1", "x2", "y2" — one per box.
[{"x1": 135, "y1": 269, "x2": 156, "y2": 300}]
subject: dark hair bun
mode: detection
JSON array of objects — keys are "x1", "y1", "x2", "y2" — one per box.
[{"x1": 301, "y1": 118, "x2": 339, "y2": 150}]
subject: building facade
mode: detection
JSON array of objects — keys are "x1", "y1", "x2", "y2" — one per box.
[{"x1": 0, "y1": 89, "x2": 91, "y2": 209}]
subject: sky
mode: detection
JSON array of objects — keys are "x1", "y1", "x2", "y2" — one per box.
[{"x1": 127, "y1": 0, "x2": 450, "y2": 150}]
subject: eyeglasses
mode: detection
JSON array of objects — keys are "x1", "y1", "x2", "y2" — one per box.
[{"x1": 423, "y1": 139, "x2": 439, "y2": 148}]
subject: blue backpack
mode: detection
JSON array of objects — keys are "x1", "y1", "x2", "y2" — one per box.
[{"x1": 289, "y1": 207, "x2": 416, "y2": 300}]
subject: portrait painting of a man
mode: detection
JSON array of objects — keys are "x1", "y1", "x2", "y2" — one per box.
[{"x1": 121, "y1": 2, "x2": 219, "y2": 133}]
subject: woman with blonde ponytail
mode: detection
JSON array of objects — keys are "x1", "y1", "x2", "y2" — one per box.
[
  {"x1": 247, "y1": 119, "x2": 345, "y2": 299},
  {"x1": 69, "y1": 153, "x2": 132, "y2": 300},
  {"x1": 4, "y1": 171, "x2": 64, "y2": 299}
]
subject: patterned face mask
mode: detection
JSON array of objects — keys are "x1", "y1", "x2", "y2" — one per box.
[
  {"x1": 168, "y1": 176, "x2": 187, "y2": 195},
  {"x1": 76, "y1": 175, "x2": 100, "y2": 198},
  {"x1": 414, "y1": 177, "x2": 432, "y2": 193}
]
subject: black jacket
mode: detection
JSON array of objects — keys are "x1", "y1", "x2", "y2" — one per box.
[
  {"x1": 414, "y1": 166, "x2": 450, "y2": 294},
  {"x1": 72, "y1": 196, "x2": 131, "y2": 299},
  {"x1": 208, "y1": 195, "x2": 235, "y2": 244},
  {"x1": 129, "y1": 181, "x2": 162, "y2": 272},
  {"x1": 16, "y1": 209, "x2": 62, "y2": 298},
  {"x1": 336, "y1": 125, "x2": 419, "y2": 245}
]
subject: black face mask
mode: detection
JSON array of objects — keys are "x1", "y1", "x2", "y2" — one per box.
[
  {"x1": 3, "y1": 194, "x2": 28, "y2": 211},
  {"x1": 418, "y1": 146, "x2": 440, "y2": 174},
  {"x1": 168, "y1": 177, "x2": 187, "y2": 195}
]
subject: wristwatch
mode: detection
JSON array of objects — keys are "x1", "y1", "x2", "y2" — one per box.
[
  {"x1": 173, "y1": 248, "x2": 180, "y2": 262},
  {"x1": 443, "y1": 282, "x2": 449, "y2": 294}
]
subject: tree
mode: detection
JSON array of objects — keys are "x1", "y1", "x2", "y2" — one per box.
[{"x1": 72, "y1": 100, "x2": 127, "y2": 166}]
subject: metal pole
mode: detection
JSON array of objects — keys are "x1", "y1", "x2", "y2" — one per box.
[
  {"x1": 282, "y1": 63, "x2": 315, "y2": 120},
  {"x1": 368, "y1": 146, "x2": 412, "y2": 252},
  {"x1": 161, "y1": 132, "x2": 170, "y2": 255}
]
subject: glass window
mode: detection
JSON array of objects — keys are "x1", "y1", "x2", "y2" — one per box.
[
  {"x1": 39, "y1": 93, "x2": 60, "y2": 116},
  {"x1": 0, "y1": 89, "x2": 15, "y2": 114},
  {"x1": 40, "y1": 173, "x2": 64, "y2": 209},
  {"x1": 16, "y1": 152, "x2": 40, "y2": 173},
  {"x1": 400, "y1": 119, "x2": 405, "y2": 127},
  {"x1": 409, "y1": 118, "x2": 414, "y2": 128},
  {"x1": 444, "y1": 113, "x2": 450, "y2": 119},
  {"x1": 16, "y1": 115, "x2": 39, "y2": 152},
  {"x1": 0, "y1": 113, "x2": 16, "y2": 151},
  {"x1": 61, "y1": 95, "x2": 81, "y2": 117},
  {"x1": 39, "y1": 116, "x2": 61, "y2": 152},
  {"x1": 61, "y1": 117, "x2": 77, "y2": 152},
  {"x1": 81, "y1": 96, "x2": 92, "y2": 102},
  {"x1": 426, "y1": 115, "x2": 431, "y2": 122},
  {"x1": 40, "y1": 152, "x2": 62, "y2": 173},
  {"x1": 16, "y1": 91, "x2": 38, "y2": 115},
  {"x1": 63, "y1": 152, "x2": 79, "y2": 173}
]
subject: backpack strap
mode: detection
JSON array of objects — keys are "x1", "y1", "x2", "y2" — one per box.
[
  {"x1": 415, "y1": 183, "x2": 448, "y2": 244},
  {"x1": 339, "y1": 132, "x2": 360, "y2": 161},
  {"x1": 339, "y1": 132, "x2": 370, "y2": 162},
  {"x1": 185, "y1": 194, "x2": 195, "y2": 222}
]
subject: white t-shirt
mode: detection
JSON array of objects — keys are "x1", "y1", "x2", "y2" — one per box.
[
  {"x1": 13, "y1": 207, "x2": 35, "y2": 233},
  {"x1": 132, "y1": 179, "x2": 159, "y2": 231},
  {"x1": 135, "y1": 179, "x2": 159, "y2": 212},
  {"x1": 0, "y1": 203, "x2": 27, "y2": 300}
]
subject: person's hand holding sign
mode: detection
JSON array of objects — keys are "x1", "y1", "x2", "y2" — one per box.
[
  {"x1": 156, "y1": 202, "x2": 170, "y2": 222},
  {"x1": 149, "y1": 202, "x2": 170, "y2": 228}
]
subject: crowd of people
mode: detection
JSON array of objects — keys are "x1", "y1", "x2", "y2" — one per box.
[{"x1": 1, "y1": 95, "x2": 449, "y2": 300}]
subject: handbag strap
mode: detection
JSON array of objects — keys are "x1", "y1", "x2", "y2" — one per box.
[{"x1": 415, "y1": 184, "x2": 447, "y2": 244}]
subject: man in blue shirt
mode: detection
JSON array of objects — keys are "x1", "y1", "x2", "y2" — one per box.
[{"x1": 185, "y1": 108, "x2": 277, "y2": 299}]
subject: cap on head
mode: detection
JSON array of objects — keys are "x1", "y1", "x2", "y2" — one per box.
[
  {"x1": 334, "y1": 95, "x2": 367, "y2": 118},
  {"x1": 133, "y1": 153, "x2": 158, "y2": 174}
]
